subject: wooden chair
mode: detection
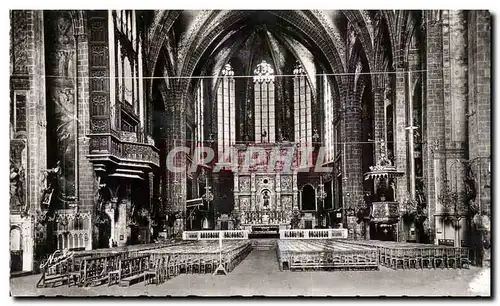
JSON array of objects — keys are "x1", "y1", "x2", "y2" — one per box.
[
  {"x1": 192, "y1": 257, "x2": 201, "y2": 274},
  {"x1": 167, "y1": 255, "x2": 179, "y2": 278},
  {"x1": 409, "y1": 248, "x2": 422, "y2": 269},
  {"x1": 419, "y1": 249, "x2": 428, "y2": 269},
  {"x1": 445, "y1": 248, "x2": 457, "y2": 269},
  {"x1": 204, "y1": 255, "x2": 214, "y2": 273},
  {"x1": 107, "y1": 260, "x2": 121, "y2": 286},
  {"x1": 68, "y1": 260, "x2": 84, "y2": 287},
  {"x1": 390, "y1": 249, "x2": 403, "y2": 269},
  {"x1": 460, "y1": 248, "x2": 470, "y2": 269},
  {"x1": 144, "y1": 258, "x2": 161, "y2": 286},
  {"x1": 186, "y1": 257, "x2": 194, "y2": 274},
  {"x1": 402, "y1": 249, "x2": 412, "y2": 269},
  {"x1": 118, "y1": 255, "x2": 151, "y2": 287},
  {"x1": 434, "y1": 248, "x2": 445, "y2": 269}
]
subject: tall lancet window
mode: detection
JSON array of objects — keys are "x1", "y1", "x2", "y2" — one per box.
[
  {"x1": 217, "y1": 64, "x2": 235, "y2": 160},
  {"x1": 195, "y1": 81, "x2": 204, "y2": 158},
  {"x1": 113, "y1": 10, "x2": 143, "y2": 133},
  {"x1": 293, "y1": 62, "x2": 312, "y2": 146},
  {"x1": 323, "y1": 75, "x2": 334, "y2": 162},
  {"x1": 253, "y1": 60, "x2": 275, "y2": 143}
]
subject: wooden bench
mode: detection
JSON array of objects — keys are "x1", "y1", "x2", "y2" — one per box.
[
  {"x1": 118, "y1": 254, "x2": 151, "y2": 287},
  {"x1": 79, "y1": 254, "x2": 121, "y2": 287},
  {"x1": 36, "y1": 252, "x2": 79, "y2": 288}
]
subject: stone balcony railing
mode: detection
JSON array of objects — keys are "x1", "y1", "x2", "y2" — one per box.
[
  {"x1": 182, "y1": 230, "x2": 250, "y2": 240},
  {"x1": 88, "y1": 133, "x2": 160, "y2": 168},
  {"x1": 280, "y1": 228, "x2": 348, "y2": 239}
]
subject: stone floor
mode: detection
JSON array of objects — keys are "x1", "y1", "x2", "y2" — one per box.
[{"x1": 10, "y1": 249, "x2": 490, "y2": 297}]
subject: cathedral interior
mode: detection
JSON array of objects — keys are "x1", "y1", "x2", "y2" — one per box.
[{"x1": 9, "y1": 10, "x2": 491, "y2": 273}]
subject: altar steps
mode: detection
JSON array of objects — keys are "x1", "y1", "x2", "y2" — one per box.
[{"x1": 251, "y1": 239, "x2": 277, "y2": 251}]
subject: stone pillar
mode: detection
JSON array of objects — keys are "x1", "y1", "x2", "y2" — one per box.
[
  {"x1": 341, "y1": 82, "x2": 364, "y2": 238},
  {"x1": 467, "y1": 10, "x2": 491, "y2": 266},
  {"x1": 275, "y1": 172, "x2": 281, "y2": 217},
  {"x1": 117, "y1": 200, "x2": 128, "y2": 247},
  {"x1": 393, "y1": 61, "x2": 409, "y2": 242},
  {"x1": 292, "y1": 170, "x2": 299, "y2": 210},
  {"x1": 250, "y1": 173, "x2": 256, "y2": 211},
  {"x1": 424, "y1": 10, "x2": 447, "y2": 243},
  {"x1": 22, "y1": 218, "x2": 34, "y2": 271},
  {"x1": 104, "y1": 199, "x2": 116, "y2": 248},
  {"x1": 148, "y1": 172, "x2": 154, "y2": 242},
  {"x1": 164, "y1": 86, "x2": 187, "y2": 234},
  {"x1": 74, "y1": 15, "x2": 94, "y2": 214},
  {"x1": 10, "y1": 10, "x2": 46, "y2": 270},
  {"x1": 373, "y1": 86, "x2": 385, "y2": 162},
  {"x1": 233, "y1": 174, "x2": 240, "y2": 212}
]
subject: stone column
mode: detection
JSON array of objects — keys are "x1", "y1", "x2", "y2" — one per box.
[
  {"x1": 292, "y1": 170, "x2": 299, "y2": 210},
  {"x1": 118, "y1": 200, "x2": 129, "y2": 247},
  {"x1": 233, "y1": 174, "x2": 240, "y2": 211},
  {"x1": 104, "y1": 197, "x2": 117, "y2": 248},
  {"x1": 275, "y1": 172, "x2": 281, "y2": 217},
  {"x1": 22, "y1": 218, "x2": 34, "y2": 271},
  {"x1": 372, "y1": 86, "x2": 385, "y2": 162},
  {"x1": 11, "y1": 10, "x2": 46, "y2": 271},
  {"x1": 467, "y1": 11, "x2": 491, "y2": 266},
  {"x1": 148, "y1": 172, "x2": 154, "y2": 243},
  {"x1": 425, "y1": 10, "x2": 447, "y2": 243},
  {"x1": 74, "y1": 16, "x2": 94, "y2": 214},
  {"x1": 164, "y1": 88, "x2": 187, "y2": 233},
  {"x1": 250, "y1": 173, "x2": 256, "y2": 212},
  {"x1": 393, "y1": 60, "x2": 409, "y2": 242},
  {"x1": 341, "y1": 82, "x2": 364, "y2": 239}
]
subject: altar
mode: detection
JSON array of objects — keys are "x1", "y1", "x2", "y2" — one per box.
[{"x1": 231, "y1": 142, "x2": 301, "y2": 232}]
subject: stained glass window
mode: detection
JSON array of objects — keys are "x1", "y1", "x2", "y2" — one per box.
[
  {"x1": 253, "y1": 60, "x2": 275, "y2": 143},
  {"x1": 323, "y1": 75, "x2": 334, "y2": 162},
  {"x1": 293, "y1": 62, "x2": 312, "y2": 146},
  {"x1": 217, "y1": 64, "x2": 235, "y2": 160}
]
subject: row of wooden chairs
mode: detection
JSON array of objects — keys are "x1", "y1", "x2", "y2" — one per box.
[
  {"x1": 280, "y1": 250, "x2": 379, "y2": 271},
  {"x1": 36, "y1": 255, "x2": 81, "y2": 288},
  {"x1": 337, "y1": 240, "x2": 471, "y2": 270},
  {"x1": 379, "y1": 247, "x2": 470, "y2": 269},
  {"x1": 106, "y1": 254, "x2": 154, "y2": 287},
  {"x1": 154, "y1": 243, "x2": 252, "y2": 276}
]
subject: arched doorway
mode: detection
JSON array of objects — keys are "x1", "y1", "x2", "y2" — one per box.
[
  {"x1": 301, "y1": 185, "x2": 316, "y2": 229},
  {"x1": 10, "y1": 226, "x2": 22, "y2": 272},
  {"x1": 96, "y1": 213, "x2": 111, "y2": 248},
  {"x1": 301, "y1": 185, "x2": 316, "y2": 211}
]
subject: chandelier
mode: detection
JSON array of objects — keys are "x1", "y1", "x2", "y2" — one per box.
[{"x1": 253, "y1": 60, "x2": 275, "y2": 83}]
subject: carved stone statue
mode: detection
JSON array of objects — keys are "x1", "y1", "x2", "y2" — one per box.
[
  {"x1": 56, "y1": 16, "x2": 72, "y2": 46},
  {"x1": 41, "y1": 161, "x2": 61, "y2": 191},
  {"x1": 263, "y1": 191, "x2": 270, "y2": 208},
  {"x1": 10, "y1": 166, "x2": 24, "y2": 209},
  {"x1": 464, "y1": 165, "x2": 477, "y2": 203},
  {"x1": 261, "y1": 130, "x2": 267, "y2": 143},
  {"x1": 57, "y1": 50, "x2": 74, "y2": 78}
]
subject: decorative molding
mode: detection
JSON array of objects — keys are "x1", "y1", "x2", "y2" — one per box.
[{"x1": 11, "y1": 10, "x2": 29, "y2": 75}]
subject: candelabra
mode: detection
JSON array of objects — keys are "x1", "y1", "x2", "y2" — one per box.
[
  {"x1": 316, "y1": 176, "x2": 327, "y2": 226},
  {"x1": 316, "y1": 175, "x2": 327, "y2": 201}
]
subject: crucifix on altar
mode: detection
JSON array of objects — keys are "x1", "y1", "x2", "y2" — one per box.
[{"x1": 201, "y1": 168, "x2": 214, "y2": 228}]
